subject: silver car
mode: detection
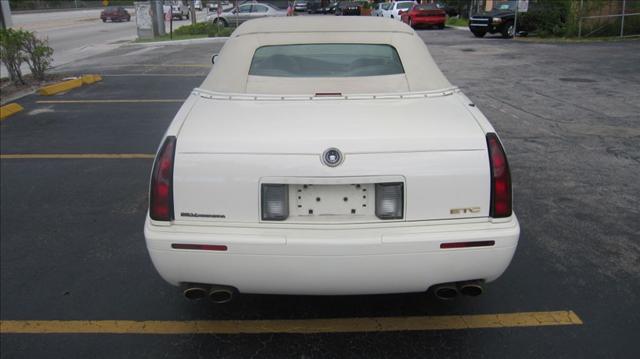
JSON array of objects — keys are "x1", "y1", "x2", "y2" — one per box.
[{"x1": 206, "y1": 2, "x2": 286, "y2": 27}]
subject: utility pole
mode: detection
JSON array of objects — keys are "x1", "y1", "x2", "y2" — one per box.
[
  {"x1": 621, "y1": 0, "x2": 626, "y2": 37},
  {"x1": 190, "y1": 0, "x2": 196, "y2": 25},
  {"x1": 153, "y1": 0, "x2": 165, "y2": 36},
  {"x1": 0, "y1": 0, "x2": 13, "y2": 30},
  {"x1": 513, "y1": 0, "x2": 519, "y2": 38}
]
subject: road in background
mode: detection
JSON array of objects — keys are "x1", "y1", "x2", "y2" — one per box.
[
  {"x1": 1, "y1": 8, "x2": 209, "y2": 78},
  {"x1": 1, "y1": 28, "x2": 639, "y2": 358}
]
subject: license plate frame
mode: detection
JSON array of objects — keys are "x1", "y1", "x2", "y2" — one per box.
[{"x1": 290, "y1": 183, "x2": 374, "y2": 218}]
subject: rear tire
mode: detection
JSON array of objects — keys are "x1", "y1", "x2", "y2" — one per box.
[
  {"x1": 213, "y1": 18, "x2": 228, "y2": 27},
  {"x1": 102, "y1": 18, "x2": 106, "y2": 22},
  {"x1": 472, "y1": 30, "x2": 486, "y2": 38},
  {"x1": 438, "y1": 23, "x2": 445, "y2": 29}
]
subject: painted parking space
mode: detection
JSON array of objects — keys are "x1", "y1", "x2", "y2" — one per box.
[{"x1": 1, "y1": 311, "x2": 582, "y2": 334}]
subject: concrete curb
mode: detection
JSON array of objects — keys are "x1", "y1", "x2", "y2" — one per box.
[
  {"x1": 0, "y1": 103, "x2": 24, "y2": 121},
  {"x1": 130, "y1": 37, "x2": 229, "y2": 46},
  {"x1": 0, "y1": 88, "x2": 37, "y2": 106},
  {"x1": 37, "y1": 75, "x2": 102, "y2": 96},
  {"x1": 38, "y1": 78, "x2": 83, "y2": 96}
]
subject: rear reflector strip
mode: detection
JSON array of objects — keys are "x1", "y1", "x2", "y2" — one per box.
[
  {"x1": 171, "y1": 244, "x2": 228, "y2": 251},
  {"x1": 440, "y1": 241, "x2": 495, "y2": 249}
]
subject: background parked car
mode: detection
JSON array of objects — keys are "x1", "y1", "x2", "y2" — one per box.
[
  {"x1": 335, "y1": 1, "x2": 361, "y2": 16},
  {"x1": 469, "y1": 1, "x2": 517, "y2": 38},
  {"x1": 193, "y1": 0, "x2": 203, "y2": 11},
  {"x1": 294, "y1": 0, "x2": 309, "y2": 11},
  {"x1": 169, "y1": 1, "x2": 190, "y2": 20},
  {"x1": 328, "y1": 1, "x2": 339, "y2": 13},
  {"x1": 207, "y1": 2, "x2": 286, "y2": 27},
  {"x1": 208, "y1": 1, "x2": 230, "y2": 11},
  {"x1": 372, "y1": 2, "x2": 390, "y2": 17},
  {"x1": 401, "y1": 4, "x2": 446, "y2": 29},
  {"x1": 435, "y1": 2, "x2": 458, "y2": 17},
  {"x1": 100, "y1": 6, "x2": 131, "y2": 22},
  {"x1": 307, "y1": 0, "x2": 330, "y2": 14},
  {"x1": 380, "y1": 1, "x2": 415, "y2": 20}
]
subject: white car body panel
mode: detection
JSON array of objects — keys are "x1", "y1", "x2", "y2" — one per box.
[
  {"x1": 145, "y1": 17, "x2": 520, "y2": 296},
  {"x1": 146, "y1": 215, "x2": 518, "y2": 295},
  {"x1": 171, "y1": 91, "x2": 490, "y2": 224}
]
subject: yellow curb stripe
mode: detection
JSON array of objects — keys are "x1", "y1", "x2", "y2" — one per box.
[
  {"x1": 38, "y1": 78, "x2": 83, "y2": 96},
  {"x1": 0, "y1": 154, "x2": 154, "y2": 159},
  {"x1": 81, "y1": 74, "x2": 103, "y2": 85},
  {"x1": 0, "y1": 311, "x2": 582, "y2": 335},
  {"x1": 36, "y1": 99, "x2": 184, "y2": 104},
  {"x1": 0, "y1": 103, "x2": 24, "y2": 121}
]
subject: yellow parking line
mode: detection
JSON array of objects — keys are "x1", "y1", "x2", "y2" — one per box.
[
  {"x1": 0, "y1": 154, "x2": 154, "y2": 159},
  {"x1": 36, "y1": 99, "x2": 183, "y2": 104},
  {"x1": 0, "y1": 311, "x2": 582, "y2": 334}
]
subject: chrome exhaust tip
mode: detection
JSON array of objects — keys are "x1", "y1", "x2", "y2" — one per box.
[
  {"x1": 183, "y1": 286, "x2": 208, "y2": 301},
  {"x1": 458, "y1": 281, "x2": 484, "y2": 297},
  {"x1": 433, "y1": 284, "x2": 459, "y2": 300},
  {"x1": 208, "y1": 285, "x2": 236, "y2": 304}
]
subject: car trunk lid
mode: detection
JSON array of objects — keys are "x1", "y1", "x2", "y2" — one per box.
[
  {"x1": 171, "y1": 92, "x2": 491, "y2": 225},
  {"x1": 177, "y1": 93, "x2": 486, "y2": 154}
]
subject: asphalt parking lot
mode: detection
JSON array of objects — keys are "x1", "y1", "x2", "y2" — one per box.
[{"x1": 1, "y1": 27, "x2": 639, "y2": 358}]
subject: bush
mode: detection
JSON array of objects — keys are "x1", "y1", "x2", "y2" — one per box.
[
  {"x1": 0, "y1": 28, "x2": 54, "y2": 84},
  {"x1": 174, "y1": 22, "x2": 211, "y2": 36},
  {"x1": 22, "y1": 33, "x2": 54, "y2": 81},
  {"x1": 518, "y1": 0, "x2": 572, "y2": 37},
  {"x1": 174, "y1": 22, "x2": 234, "y2": 37},
  {"x1": 0, "y1": 29, "x2": 26, "y2": 84}
]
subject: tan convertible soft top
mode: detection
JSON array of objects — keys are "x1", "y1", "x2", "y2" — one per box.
[{"x1": 200, "y1": 17, "x2": 452, "y2": 95}]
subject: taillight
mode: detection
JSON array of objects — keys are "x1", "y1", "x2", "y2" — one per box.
[
  {"x1": 149, "y1": 136, "x2": 176, "y2": 221},
  {"x1": 486, "y1": 133, "x2": 512, "y2": 218}
]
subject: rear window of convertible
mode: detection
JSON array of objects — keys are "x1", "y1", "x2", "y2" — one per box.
[{"x1": 248, "y1": 44, "x2": 405, "y2": 77}]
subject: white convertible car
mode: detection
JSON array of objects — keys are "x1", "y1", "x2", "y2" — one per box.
[{"x1": 145, "y1": 17, "x2": 520, "y2": 303}]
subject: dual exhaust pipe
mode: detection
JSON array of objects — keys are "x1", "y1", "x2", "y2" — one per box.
[
  {"x1": 182, "y1": 284, "x2": 237, "y2": 304},
  {"x1": 183, "y1": 281, "x2": 483, "y2": 303},
  {"x1": 432, "y1": 280, "x2": 484, "y2": 300}
]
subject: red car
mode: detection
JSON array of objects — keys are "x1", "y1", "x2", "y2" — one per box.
[
  {"x1": 400, "y1": 4, "x2": 446, "y2": 29},
  {"x1": 100, "y1": 6, "x2": 131, "y2": 22}
]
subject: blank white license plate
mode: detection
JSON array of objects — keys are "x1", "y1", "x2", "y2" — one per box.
[{"x1": 290, "y1": 184, "x2": 374, "y2": 217}]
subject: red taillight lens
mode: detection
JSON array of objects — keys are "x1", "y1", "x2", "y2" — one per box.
[
  {"x1": 486, "y1": 133, "x2": 512, "y2": 218},
  {"x1": 149, "y1": 136, "x2": 176, "y2": 221}
]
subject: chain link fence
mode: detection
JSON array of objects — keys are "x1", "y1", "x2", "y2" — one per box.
[
  {"x1": 578, "y1": 0, "x2": 640, "y2": 38},
  {"x1": 442, "y1": 0, "x2": 640, "y2": 37}
]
